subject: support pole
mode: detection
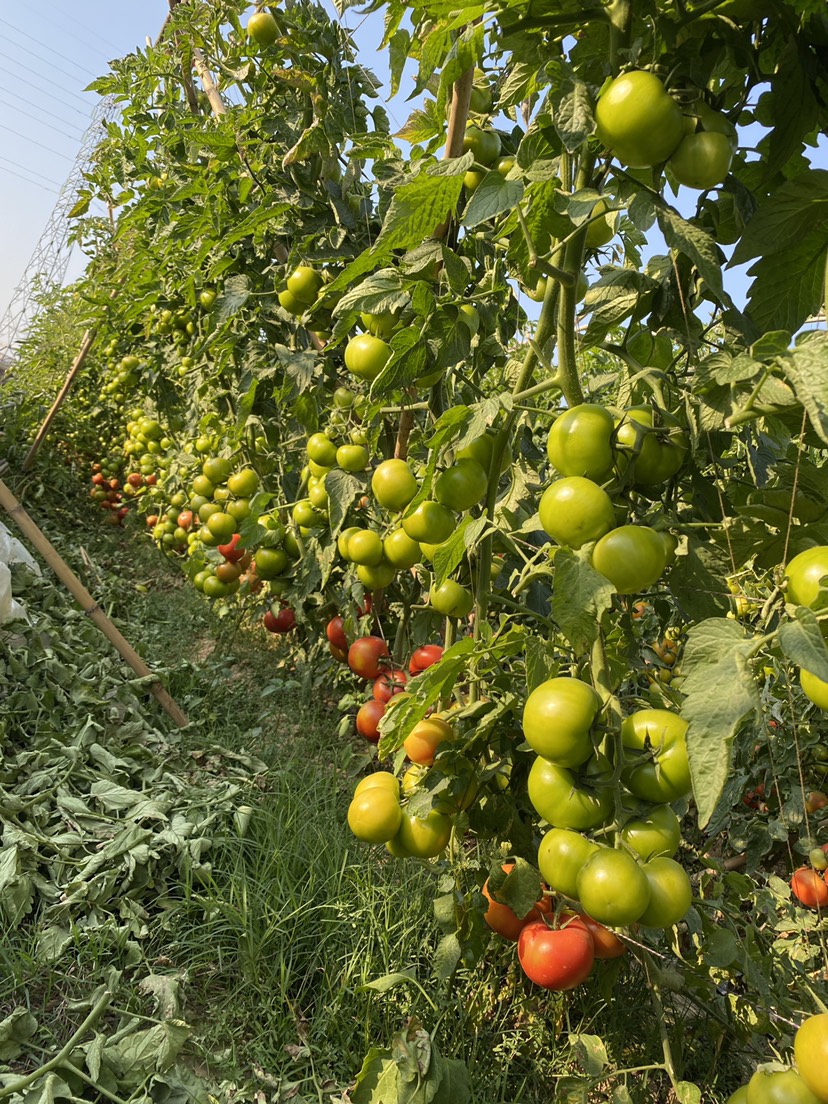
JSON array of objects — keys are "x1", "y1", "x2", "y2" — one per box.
[
  {"x1": 21, "y1": 329, "x2": 96, "y2": 471},
  {"x1": 0, "y1": 477, "x2": 190, "y2": 729}
]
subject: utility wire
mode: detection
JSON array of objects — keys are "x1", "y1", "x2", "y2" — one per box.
[
  {"x1": 0, "y1": 17, "x2": 98, "y2": 80},
  {"x1": 0, "y1": 123, "x2": 75, "y2": 159},
  {"x1": 0, "y1": 154, "x2": 63, "y2": 188},
  {"x1": 0, "y1": 82, "x2": 86, "y2": 133},
  {"x1": 0, "y1": 73, "x2": 92, "y2": 118},
  {"x1": 5, "y1": 102, "x2": 83, "y2": 142},
  {"x1": 0, "y1": 161, "x2": 58, "y2": 194},
  {"x1": 0, "y1": 53, "x2": 92, "y2": 108},
  {"x1": 33, "y1": 0, "x2": 123, "y2": 55}
]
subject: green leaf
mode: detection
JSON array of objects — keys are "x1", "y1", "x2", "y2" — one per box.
[
  {"x1": 487, "y1": 857, "x2": 542, "y2": 920},
  {"x1": 778, "y1": 607, "x2": 828, "y2": 681},
  {"x1": 359, "y1": 971, "x2": 418, "y2": 993},
  {"x1": 0, "y1": 1009, "x2": 37, "y2": 1061},
  {"x1": 215, "y1": 275, "x2": 250, "y2": 324},
  {"x1": 378, "y1": 639, "x2": 477, "y2": 756},
  {"x1": 525, "y1": 637, "x2": 559, "y2": 692},
  {"x1": 569, "y1": 1033, "x2": 607, "y2": 1077},
  {"x1": 430, "y1": 1057, "x2": 471, "y2": 1104},
  {"x1": 680, "y1": 619, "x2": 762, "y2": 828},
  {"x1": 463, "y1": 172, "x2": 524, "y2": 228},
  {"x1": 657, "y1": 205, "x2": 727, "y2": 304},
  {"x1": 351, "y1": 1051, "x2": 400, "y2": 1104},
  {"x1": 324, "y1": 469, "x2": 363, "y2": 537},
  {"x1": 582, "y1": 268, "x2": 654, "y2": 348},
  {"x1": 548, "y1": 67, "x2": 593, "y2": 153},
  {"x1": 674, "y1": 1082, "x2": 702, "y2": 1104},
  {"x1": 668, "y1": 539, "x2": 732, "y2": 622},
  {"x1": 433, "y1": 933, "x2": 462, "y2": 982},
  {"x1": 551, "y1": 550, "x2": 614, "y2": 655},
  {"x1": 777, "y1": 332, "x2": 828, "y2": 445},
  {"x1": 432, "y1": 517, "x2": 489, "y2": 587},
  {"x1": 334, "y1": 270, "x2": 408, "y2": 316},
  {"x1": 377, "y1": 164, "x2": 468, "y2": 251}
]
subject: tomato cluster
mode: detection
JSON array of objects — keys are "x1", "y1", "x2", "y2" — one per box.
[{"x1": 725, "y1": 1012, "x2": 828, "y2": 1102}]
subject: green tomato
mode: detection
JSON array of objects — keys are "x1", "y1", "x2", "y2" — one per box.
[
  {"x1": 801, "y1": 668, "x2": 828, "y2": 709},
  {"x1": 547, "y1": 404, "x2": 615, "y2": 482},
  {"x1": 458, "y1": 303, "x2": 479, "y2": 338},
  {"x1": 576, "y1": 847, "x2": 651, "y2": 926},
  {"x1": 669, "y1": 130, "x2": 734, "y2": 189},
  {"x1": 464, "y1": 170, "x2": 486, "y2": 193},
  {"x1": 206, "y1": 512, "x2": 236, "y2": 541},
  {"x1": 496, "y1": 156, "x2": 515, "y2": 176},
  {"x1": 278, "y1": 289, "x2": 306, "y2": 316},
  {"x1": 338, "y1": 526, "x2": 361, "y2": 560},
  {"x1": 537, "y1": 828, "x2": 599, "y2": 900},
  {"x1": 347, "y1": 529, "x2": 384, "y2": 566},
  {"x1": 286, "y1": 265, "x2": 323, "y2": 305},
  {"x1": 615, "y1": 407, "x2": 687, "y2": 486},
  {"x1": 528, "y1": 753, "x2": 613, "y2": 831},
  {"x1": 636, "y1": 857, "x2": 692, "y2": 927},
  {"x1": 402, "y1": 500, "x2": 455, "y2": 544},
  {"x1": 462, "y1": 124, "x2": 501, "y2": 166},
  {"x1": 307, "y1": 459, "x2": 331, "y2": 479},
  {"x1": 337, "y1": 444, "x2": 369, "y2": 472},
  {"x1": 307, "y1": 432, "x2": 339, "y2": 466},
  {"x1": 522, "y1": 677, "x2": 602, "y2": 767},
  {"x1": 621, "y1": 709, "x2": 691, "y2": 803},
  {"x1": 293, "y1": 499, "x2": 325, "y2": 528},
  {"x1": 227, "y1": 498, "x2": 251, "y2": 522},
  {"x1": 538, "y1": 476, "x2": 616, "y2": 550},
  {"x1": 692, "y1": 101, "x2": 738, "y2": 151},
  {"x1": 393, "y1": 809, "x2": 453, "y2": 857},
  {"x1": 372, "y1": 459, "x2": 418, "y2": 511},
  {"x1": 456, "y1": 431, "x2": 512, "y2": 476},
  {"x1": 383, "y1": 528, "x2": 422, "y2": 569},
  {"x1": 357, "y1": 560, "x2": 396, "y2": 589},
  {"x1": 227, "y1": 468, "x2": 259, "y2": 497},
  {"x1": 333, "y1": 386, "x2": 355, "y2": 408},
  {"x1": 360, "y1": 310, "x2": 400, "y2": 338},
  {"x1": 254, "y1": 548, "x2": 289, "y2": 579},
  {"x1": 726, "y1": 1088, "x2": 750, "y2": 1104},
  {"x1": 584, "y1": 199, "x2": 615, "y2": 249},
  {"x1": 345, "y1": 334, "x2": 391, "y2": 381},
  {"x1": 202, "y1": 575, "x2": 230, "y2": 599},
  {"x1": 469, "y1": 83, "x2": 493, "y2": 114},
  {"x1": 595, "y1": 71, "x2": 684, "y2": 168},
  {"x1": 435, "y1": 459, "x2": 488, "y2": 512},
  {"x1": 347, "y1": 788, "x2": 402, "y2": 844},
  {"x1": 591, "y1": 525, "x2": 667, "y2": 594},
  {"x1": 247, "y1": 10, "x2": 279, "y2": 46},
  {"x1": 199, "y1": 289, "x2": 217, "y2": 310},
  {"x1": 746, "y1": 1070, "x2": 822, "y2": 1104},
  {"x1": 785, "y1": 547, "x2": 828, "y2": 611},
  {"x1": 308, "y1": 480, "x2": 328, "y2": 509},
  {"x1": 620, "y1": 804, "x2": 682, "y2": 861},
  {"x1": 430, "y1": 580, "x2": 474, "y2": 618}
]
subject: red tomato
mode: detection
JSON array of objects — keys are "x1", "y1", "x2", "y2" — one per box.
[
  {"x1": 218, "y1": 533, "x2": 246, "y2": 563},
  {"x1": 517, "y1": 920, "x2": 595, "y2": 990},
  {"x1": 329, "y1": 642, "x2": 348, "y2": 663},
  {"x1": 356, "y1": 699, "x2": 386, "y2": 743},
  {"x1": 348, "y1": 636, "x2": 390, "y2": 680},
  {"x1": 562, "y1": 911, "x2": 626, "y2": 959},
  {"x1": 409, "y1": 645, "x2": 444, "y2": 674},
  {"x1": 146, "y1": 515, "x2": 158, "y2": 527},
  {"x1": 92, "y1": 472, "x2": 105, "y2": 485},
  {"x1": 326, "y1": 615, "x2": 348, "y2": 651},
  {"x1": 373, "y1": 669, "x2": 408, "y2": 702},
  {"x1": 127, "y1": 472, "x2": 143, "y2": 487},
  {"x1": 177, "y1": 510, "x2": 194, "y2": 531},
  {"x1": 145, "y1": 474, "x2": 158, "y2": 486},
  {"x1": 791, "y1": 867, "x2": 828, "y2": 909},
  {"x1": 264, "y1": 606, "x2": 296, "y2": 634}
]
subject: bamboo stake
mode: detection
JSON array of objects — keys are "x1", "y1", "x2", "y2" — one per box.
[
  {"x1": 22, "y1": 329, "x2": 97, "y2": 471},
  {"x1": 0, "y1": 478, "x2": 190, "y2": 729}
]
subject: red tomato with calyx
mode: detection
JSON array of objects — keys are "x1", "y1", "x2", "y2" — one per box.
[
  {"x1": 791, "y1": 866, "x2": 828, "y2": 909},
  {"x1": 563, "y1": 911, "x2": 627, "y2": 959},
  {"x1": 517, "y1": 920, "x2": 595, "y2": 990},
  {"x1": 373, "y1": 669, "x2": 408, "y2": 702},
  {"x1": 356, "y1": 699, "x2": 386, "y2": 743},
  {"x1": 264, "y1": 606, "x2": 296, "y2": 634},
  {"x1": 218, "y1": 533, "x2": 246, "y2": 563},
  {"x1": 409, "y1": 645, "x2": 444, "y2": 674},
  {"x1": 349, "y1": 636, "x2": 390, "y2": 680},
  {"x1": 326, "y1": 615, "x2": 348, "y2": 651}
]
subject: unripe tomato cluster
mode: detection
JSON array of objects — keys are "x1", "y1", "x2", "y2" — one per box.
[
  {"x1": 540, "y1": 403, "x2": 685, "y2": 590},
  {"x1": 525, "y1": 680, "x2": 692, "y2": 930},
  {"x1": 595, "y1": 70, "x2": 736, "y2": 189},
  {"x1": 725, "y1": 1012, "x2": 828, "y2": 1102}
]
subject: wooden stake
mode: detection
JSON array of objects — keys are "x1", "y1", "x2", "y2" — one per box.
[
  {"x1": 0, "y1": 478, "x2": 190, "y2": 729},
  {"x1": 21, "y1": 329, "x2": 97, "y2": 471}
]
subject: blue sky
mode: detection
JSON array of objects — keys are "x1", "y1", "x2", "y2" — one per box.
[{"x1": 0, "y1": 1, "x2": 825, "y2": 333}]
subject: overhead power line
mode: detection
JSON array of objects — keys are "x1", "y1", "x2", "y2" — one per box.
[
  {"x1": 0, "y1": 52, "x2": 92, "y2": 108},
  {"x1": 0, "y1": 82, "x2": 87, "y2": 133},
  {"x1": 0, "y1": 154, "x2": 63, "y2": 188},
  {"x1": 0, "y1": 73, "x2": 92, "y2": 118},
  {"x1": 0, "y1": 123, "x2": 76, "y2": 159},
  {"x1": 3, "y1": 101, "x2": 83, "y2": 142},
  {"x1": 34, "y1": 0, "x2": 123, "y2": 55},
  {"x1": 0, "y1": 17, "x2": 97, "y2": 81},
  {"x1": 0, "y1": 161, "x2": 59, "y2": 195}
]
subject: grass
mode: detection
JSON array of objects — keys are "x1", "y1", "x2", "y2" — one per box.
[{"x1": 0, "y1": 451, "x2": 753, "y2": 1104}]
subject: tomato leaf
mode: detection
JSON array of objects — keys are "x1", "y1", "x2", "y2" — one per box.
[
  {"x1": 569, "y1": 1033, "x2": 607, "y2": 1076},
  {"x1": 673, "y1": 1082, "x2": 702, "y2": 1104},
  {"x1": 680, "y1": 618, "x2": 762, "y2": 828},
  {"x1": 778, "y1": 607, "x2": 828, "y2": 682},
  {"x1": 463, "y1": 172, "x2": 524, "y2": 228},
  {"x1": 377, "y1": 162, "x2": 469, "y2": 252},
  {"x1": 488, "y1": 856, "x2": 542, "y2": 919},
  {"x1": 433, "y1": 932, "x2": 462, "y2": 982},
  {"x1": 777, "y1": 332, "x2": 828, "y2": 446},
  {"x1": 547, "y1": 65, "x2": 593, "y2": 153},
  {"x1": 432, "y1": 516, "x2": 489, "y2": 587},
  {"x1": 551, "y1": 550, "x2": 614, "y2": 655}
]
